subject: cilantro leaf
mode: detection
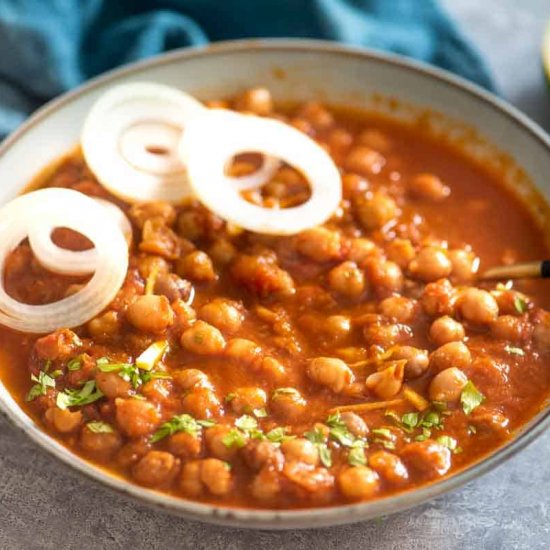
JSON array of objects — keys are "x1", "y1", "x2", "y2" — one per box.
[
  {"x1": 235, "y1": 415, "x2": 258, "y2": 431},
  {"x1": 222, "y1": 428, "x2": 248, "y2": 449},
  {"x1": 513, "y1": 295, "x2": 528, "y2": 314},
  {"x1": 460, "y1": 381, "x2": 485, "y2": 415},
  {"x1": 326, "y1": 412, "x2": 355, "y2": 447},
  {"x1": 67, "y1": 355, "x2": 83, "y2": 371},
  {"x1": 266, "y1": 427, "x2": 294, "y2": 443},
  {"x1": 150, "y1": 414, "x2": 214, "y2": 443},
  {"x1": 318, "y1": 444, "x2": 332, "y2": 467},
  {"x1": 436, "y1": 435, "x2": 458, "y2": 451},
  {"x1": 401, "y1": 412, "x2": 419, "y2": 430},
  {"x1": 86, "y1": 421, "x2": 114, "y2": 433},
  {"x1": 26, "y1": 371, "x2": 56, "y2": 402},
  {"x1": 348, "y1": 444, "x2": 367, "y2": 466},
  {"x1": 56, "y1": 380, "x2": 104, "y2": 410}
]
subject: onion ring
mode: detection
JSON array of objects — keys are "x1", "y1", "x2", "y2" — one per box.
[
  {"x1": 28, "y1": 198, "x2": 132, "y2": 276},
  {"x1": 0, "y1": 189, "x2": 128, "y2": 333},
  {"x1": 179, "y1": 110, "x2": 342, "y2": 235},
  {"x1": 82, "y1": 83, "x2": 280, "y2": 203}
]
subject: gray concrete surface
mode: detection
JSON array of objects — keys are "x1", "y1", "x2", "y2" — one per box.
[{"x1": 1, "y1": 1, "x2": 550, "y2": 548}]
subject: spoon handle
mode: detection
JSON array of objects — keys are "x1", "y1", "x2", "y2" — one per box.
[{"x1": 480, "y1": 260, "x2": 550, "y2": 280}]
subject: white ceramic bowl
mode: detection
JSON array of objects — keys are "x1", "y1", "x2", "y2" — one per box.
[{"x1": 1, "y1": 39, "x2": 549, "y2": 530}]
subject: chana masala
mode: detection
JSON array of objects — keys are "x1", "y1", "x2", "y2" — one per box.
[{"x1": 1, "y1": 85, "x2": 550, "y2": 510}]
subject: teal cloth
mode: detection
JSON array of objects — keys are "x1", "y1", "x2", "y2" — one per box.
[{"x1": 0, "y1": 0, "x2": 495, "y2": 138}]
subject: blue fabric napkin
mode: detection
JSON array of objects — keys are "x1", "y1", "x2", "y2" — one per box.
[{"x1": 0, "y1": 0, "x2": 494, "y2": 139}]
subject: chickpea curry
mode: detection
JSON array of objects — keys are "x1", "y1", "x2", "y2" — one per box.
[{"x1": 1, "y1": 85, "x2": 549, "y2": 510}]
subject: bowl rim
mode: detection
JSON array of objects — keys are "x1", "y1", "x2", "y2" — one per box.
[{"x1": 1, "y1": 38, "x2": 550, "y2": 529}]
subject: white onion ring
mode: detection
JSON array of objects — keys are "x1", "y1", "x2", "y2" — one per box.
[
  {"x1": 82, "y1": 83, "x2": 280, "y2": 203},
  {"x1": 28, "y1": 198, "x2": 132, "y2": 276},
  {"x1": 179, "y1": 110, "x2": 342, "y2": 235},
  {"x1": 0, "y1": 189, "x2": 128, "y2": 333}
]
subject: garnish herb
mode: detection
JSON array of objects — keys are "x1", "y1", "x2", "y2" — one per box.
[
  {"x1": 272, "y1": 387, "x2": 301, "y2": 398},
  {"x1": 326, "y1": 412, "x2": 355, "y2": 447},
  {"x1": 96, "y1": 357, "x2": 171, "y2": 388},
  {"x1": 265, "y1": 427, "x2": 294, "y2": 443},
  {"x1": 222, "y1": 428, "x2": 248, "y2": 449},
  {"x1": 253, "y1": 408, "x2": 268, "y2": 418},
  {"x1": 513, "y1": 295, "x2": 528, "y2": 314},
  {"x1": 26, "y1": 371, "x2": 56, "y2": 402},
  {"x1": 401, "y1": 412, "x2": 419, "y2": 430},
  {"x1": 56, "y1": 380, "x2": 104, "y2": 410},
  {"x1": 372, "y1": 427, "x2": 397, "y2": 450},
  {"x1": 436, "y1": 435, "x2": 461, "y2": 454},
  {"x1": 348, "y1": 440, "x2": 367, "y2": 466},
  {"x1": 150, "y1": 414, "x2": 215, "y2": 443},
  {"x1": 460, "y1": 381, "x2": 485, "y2": 415},
  {"x1": 67, "y1": 355, "x2": 83, "y2": 371},
  {"x1": 305, "y1": 426, "x2": 332, "y2": 467},
  {"x1": 504, "y1": 345, "x2": 525, "y2": 357},
  {"x1": 86, "y1": 421, "x2": 114, "y2": 434},
  {"x1": 225, "y1": 393, "x2": 236, "y2": 403}
]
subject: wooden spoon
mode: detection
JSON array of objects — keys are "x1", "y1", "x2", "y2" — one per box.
[{"x1": 479, "y1": 260, "x2": 550, "y2": 280}]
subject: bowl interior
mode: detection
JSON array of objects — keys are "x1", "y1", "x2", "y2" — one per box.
[{"x1": 1, "y1": 39, "x2": 550, "y2": 529}]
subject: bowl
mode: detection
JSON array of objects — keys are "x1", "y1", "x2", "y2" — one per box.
[{"x1": 0, "y1": 39, "x2": 549, "y2": 530}]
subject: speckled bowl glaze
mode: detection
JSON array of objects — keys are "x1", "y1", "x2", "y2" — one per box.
[{"x1": 0, "y1": 39, "x2": 549, "y2": 530}]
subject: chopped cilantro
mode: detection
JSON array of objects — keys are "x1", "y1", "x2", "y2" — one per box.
[
  {"x1": 460, "y1": 381, "x2": 485, "y2": 415},
  {"x1": 150, "y1": 413, "x2": 214, "y2": 443},
  {"x1": 225, "y1": 393, "x2": 236, "y2": 403},
  {"x1": 86, "y1": 421, "x2": 114, "y2": 434},
  {"x1": 436, "y1": 435, "x2": 459, "y2": 453},
  {"x1": 272, "y1": 387, "x2": 301, "y2": 398},
  {"x1": 513, "y1": 295, "x2": 528, "y2": 314},
  {"x1": 305, "y1": 426, "x2": 332, "y2": 467},
  {"x1": 222, "y1": 428, "x2": 248, "y2": 449},
  {"x1": 401, "y1": 412, "x2": 419, "y2": 430},
  {"x1": 504, "y1": 345, "x2": 525, "y2": 356},
  {"x1": 67, "y1": 356, "x2": 83, "y2": 371},
  {"x1": 26, "y1": 371, "x2": 56, "y2": 402},
  {"x1": 56, "y1": 380, "x2": 104, "y2": 410},
  {"x1": 318, "y1": 444, "x2": 332, "y2": 467},
  {"x1": 326, "y1": 412, "x2": 355, "y2": 447},
  {"x1": 305, "y1": 426, "x2": 327, "y2": 445},
  {"x1": 265, "y1": 427, "x2": 294, "y2": 443},
  {"x1": 96, "y1": 357, "x2": 171, "y2": 388},
  {"x1": 348, "y1": 443, "x2": 367, "y2": 467},
  {"x1": 253, "y1": 407, "x2": 268, "y2": 418},
  {"x1": 235, "y1": 415, "x2": 258, "y2": 431}
]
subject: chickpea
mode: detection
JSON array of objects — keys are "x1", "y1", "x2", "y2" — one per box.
[
  {"x1": 136, "y1": 254, "x2": 170, "y2": 279},
  {"x1": 307, "y1": 357, "x2": 354, "y2": 393},
  {"x1": 355, "y1": 192, "x2": 399, "y2": 230},
  {"x1": 34, "y1": 329, "x2": 79, "y2": 361},
  {"x1": 153, "y1": 273, "x2": 192, "y2": 303},
  {"x1": 206, "y1": 425, "x2": 240, "y2": 461},
  {"x1": 168, "y1": 431, "x2": 202, "y2": 459},
  {"x1": 242, "y1": 440, "x2": 283, "y2": 471},
  {"x1": 80, "y1": 426, "x2": 122, "y2": 455},
  {"x1": 251, "y1": 467, "x2": 282, "y2": 500},
  {"x1": 295, "y1": 227, "x2": 342, "y2": 262},
  {"x1": 409, "y1": 173, "x2": 450, "y2": 201},
  {"x1": 533, "y1": 315, "x2": 550, "y2": 354},
  {"x1": 126, "y1": 295, "x2": 174, "y2": 333},
  {"x1": 270, "y1": 388, "x2": 307, "y2": 421},
  {"x1": 231, "y1": 254, "x2": 295, "y2": 297},
  {"x1": 180, "y1": 460, "x2": 203, "y2": 497},
  {"x1": 208, "y1": 238, "x2": 237, "y2": 265},
  {"x1": 458, "y1": 288, "x2": 499, "y2": 324},
  {"x1": 172, "y1": 369, "x2": 212, "y2": 390},
  {"x1": 177, "y1": 250, "x2": 217, "y2": 282},
  {"x1": 87, "y1": 311, "x2": 121, "y2": 341},
  {"x1": 429, "y1": 341, "x2": 472, "y2": 373},
  {"x1": 342, "y1": 173, "x2": 369, "y2": 198},
  {"x1": 172, "y1": 299, "x2": 197, "y2": 331},
  {"x1": 327, "y1": 127, "x2": 353, "y2": 153},
  {"x1": 281, "y1": 438, "x2": 319, "y2": 466},
  {"x1": 235, "y1": 87, "x2": 273, "y2": 115},
  {"x1": 429, "y1": 316, "x2": 465, "y2": 346},
  {"x1": 142, "y1": 379, "x2": 171, "y2": 403},
  {"x1": 448, "y1": 249, "x2": 478, "y2": 282},
  {"x1": 44, "y1": 407, "x2": 82, "y2": 433},
  {"x1": 181, "y1": 387, "x2": 221, "y2": 418},
  {"x1": 347, "y1": 237, "x2": 376, "y2": 263},
  {"x1": 338, "y1": 466, "x2": 380, "y2": 500},
  {"x1": 115, "y1": 398, "x2": 161, "y2": 438},
  {"x1": 379, "y1": 296, "x2": 418, "y2": 323},
  {"x1": 421, "y1": 278, "x2": 457, "y2": 317},
  {"x1": 327, "y1": 261, "x2": 366, "y2": 298},
  {"x1": 409, "y1": 247, "x2": 452, "y2": 282},
  {"x1": 429, "y1": 367, "x2": 468, "y2": 402},
  {"x1": 491, "y1": 315, "x2": 527, "y2": 343},
  {"x1": 357, "y1": 128, "x2": 392, "y2": 152},
  {"x1": 181, "y1": 321, "x2": 226, "y2": 355},
  {"x1": 299, "y1": 101, "x2": 334, "y2": 129},
  {"x1": 322, "y1": 315, "x2": 352, "y2": 343},
  {"x1": 344, "y1": 146, "x2": 385, "y2": 176},
  {"x1": 115, "y1": 440, "x2": 150, "y2": 468},
  {"x1": 129, "y1": 202, "x2": 176, "y2": 229},
  {"x1": 199, "y1": 458, "x2": 232, "y2": 495},
  {"x1": 392, "y1": 345, "x2": 429, "y2": 379},
  {"x1": 229, "y1": 387, "x2": 267, "y2": 415},
  {"x1": 132, "y1": 450, "x2": 179, "y2": 487},
  {"x1": 363, "y1": 323, "x2": 411, "y2": 348},
  {"x1": 95, "y1": 371, "x2": 131, "y2": 399},
  {"x1": 368, "y1": 260, "x2": 404, "y2": 295},
  {"x1": 260, "y1": 356, "x2": 287, "y2": 383},
  {"x1": 199, "y1": 299, "x2": 244, "y2": 334},
  {"x1": 368, "y1": 450, "x2": 408, "y2": 484},
  {"x1": 366, "y1": 361, "x2": 404, "y2": 399},
  {"x1": 386, "y1": 238, "x2": 416, "y2": 269},
  {"x1": 340, "y1": 412, "x2": 369, "y2": 438},
  {"x1": 225, "y1": 338, "x2": 263, "y2": 365},
  {"x1": 401, "y1": 440, "x2": 451, "y2": 478}
]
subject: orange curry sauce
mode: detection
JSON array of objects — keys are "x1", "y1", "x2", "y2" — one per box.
[{"x1": 0, "y1": 93, "x2": 549, "y2": 509}]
